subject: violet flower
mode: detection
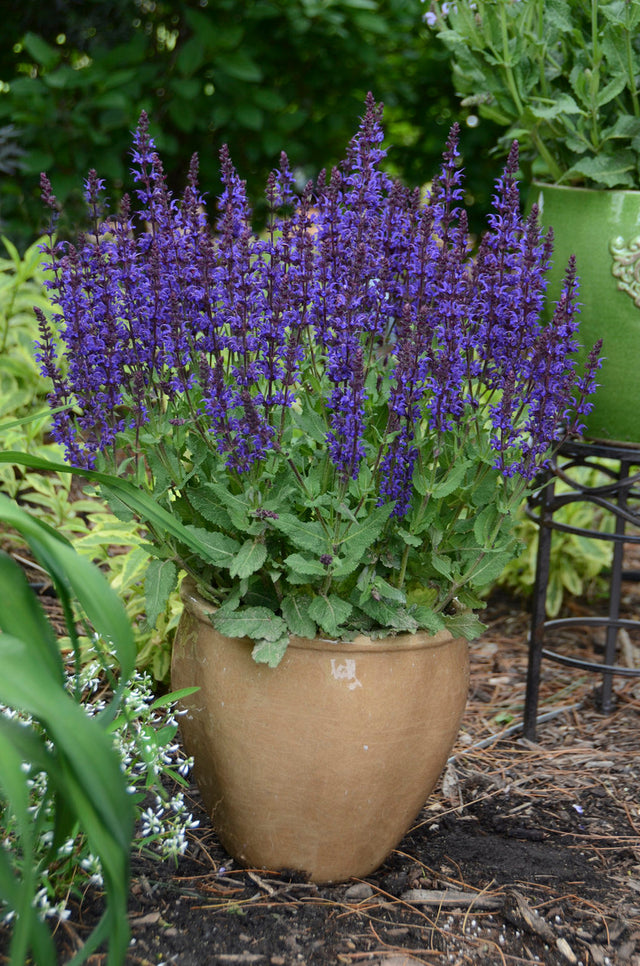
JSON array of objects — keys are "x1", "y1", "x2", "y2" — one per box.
[{"x1": 38, "y1": 98, "x2": 600, "y2": 520}]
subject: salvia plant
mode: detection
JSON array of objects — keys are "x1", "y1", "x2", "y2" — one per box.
[{"x1": 27, "y1": 94, "x2": 602, "y2": 667}]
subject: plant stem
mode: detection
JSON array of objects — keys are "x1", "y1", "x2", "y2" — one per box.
[
  {"x1": 624, "y1": 5, "x2": 640, "y2": 116},
  {"x1": 499, "y1": 2, "x2": 524, "y2": 118},
  {"x1": 396, "y1": 542, "x2": 411, "y2": 590}
]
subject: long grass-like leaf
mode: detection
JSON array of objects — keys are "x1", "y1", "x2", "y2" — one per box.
[
  {"x1": 0, "y1": 497, "x2": 137, "y2": 964},
  {"x1": 0, "y1": 450, "x2": 223, "y2": 569},
  {"x1": 0, "y1": 551, "x2": 63, "y2": 684},
  {"x1": 0, "y1": 492, "x2": 136, "y2": 718}
]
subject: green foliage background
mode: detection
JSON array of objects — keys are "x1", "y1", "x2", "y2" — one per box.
[{"x1": 0, "y1": 0, "x2": 501, "y2": 248}]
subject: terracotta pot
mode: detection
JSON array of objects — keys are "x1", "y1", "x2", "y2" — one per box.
[
  {"x1": 171, "y1": 578, "x2": 469, "y2": 883},
  {"x1": 531, "y1": 182, "x2": 640, "y2": 445}
]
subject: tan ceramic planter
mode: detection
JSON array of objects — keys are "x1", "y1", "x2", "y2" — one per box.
[{"x1": 171, "y1": 578, "x2": 469, "y2": 883}]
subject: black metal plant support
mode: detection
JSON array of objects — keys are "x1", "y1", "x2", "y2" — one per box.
[{"x1": 524, "y1": 439, "x2": 640, "y2": 739}]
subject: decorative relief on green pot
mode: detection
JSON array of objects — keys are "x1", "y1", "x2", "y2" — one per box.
[
  {"x1": 533, "y1": 183, "x2": 640, "y2": 445},
  {"x1": 610, "y1": 236, "x2": 640, "y2": 309}
]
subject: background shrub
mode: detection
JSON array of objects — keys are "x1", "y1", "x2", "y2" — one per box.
[{"x1": 0, "y1": 0, "x2": 501, "y2": 247}]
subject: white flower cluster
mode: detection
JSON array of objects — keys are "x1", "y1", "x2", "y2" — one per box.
[{"x1": 1, "y1": 661, "x2": 198, "y2": 926}]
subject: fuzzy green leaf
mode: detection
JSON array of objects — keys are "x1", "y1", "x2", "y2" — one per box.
[
  {"x1": 430, "y1": 459, "x2": 469, "y2": 498},
  {"x1": 212, "y1": 606, "x2": 288, "y2": 642},
  {"x1": 204, "y1": 483, "x2": 252, "y2": 530},
  {"x1": 466, "y1": 546, "x2": 516, "y2": 588},
  {"x1": 397, "y1": 527, "x2": 423, "y2": 548},
  {"x1": 528, "y1": 92, "x2": 582, "y2": 119},
  {"x1": 284, "y1": 552, "x2": 328, "y2": 576},
  {"x1": 444, "y1": 610, "x2": 486, "y2": 642},
  {"x1": 335, "y1": 504, "x2": 393, "y2": 558},
  {"x1": 430, "y1": 552, "x2": 453, "y2": 580},
  {"x1": 144, "y1": 558, "x2": 178, "y2": 627},
  {"x1": 188, "y1": 485, "x2": 234, "y2": 530},
  {"x1": 270, "y1": 513, "x2": 328, "y2": 553},
  {"x1": 564, "y1": 151, "x2": 637, "y2": 188},
  {"x1": 184, "y1": 525, "x2": 242, "y2": 568},
  {"x1": 229, "y1": 538, "x2": 268, "y2": 579},
  {"x1": 251, "y1": 634, "x2": 290, "y2": 668},
  {"x1": 411, "y1": 605, "x2": 446, "y2": 634},
  {"x1": 358, "y1": 597, "x2": 418, "y2": 633},
  {"x1": 308, "y1": 595, "x2": 353, "y2": 638},
  {"x1": 472, "y1": 504, "x2": 504, "y2": 547},
  {"x1": 292, "y1": 403, "x2": 327, "y2": 443},
  {"x1": 281, "y1": 594, "x2": 317, "y2": 639}
]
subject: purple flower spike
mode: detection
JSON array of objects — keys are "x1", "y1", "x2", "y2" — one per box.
[{"x1": 38, "y1": 100, "x2": 599, "y2": 524}]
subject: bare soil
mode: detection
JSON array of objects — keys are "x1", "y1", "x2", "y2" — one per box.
[{"x1": 2, "y1": 579, "x2": 640, "y2": 966}]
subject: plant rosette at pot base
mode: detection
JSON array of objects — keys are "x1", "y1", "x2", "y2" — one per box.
[
  {"x1": 530, "y1": 185, "x2": 640, "y2": 446},
  {"x1": 171, "y1": 578, "x2": 469, "y2": 884}
]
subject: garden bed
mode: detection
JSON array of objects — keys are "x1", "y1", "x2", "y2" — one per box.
[{"x1": 4, "y1": 583, "x2": 638, "y2": 966}]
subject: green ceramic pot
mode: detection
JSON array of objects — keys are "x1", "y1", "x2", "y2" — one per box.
[{"x1": 531, "y1": 182, "x2": 640, "y2": 445}]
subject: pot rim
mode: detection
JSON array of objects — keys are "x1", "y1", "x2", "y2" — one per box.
[
  {"x1": 179, "y1": 576, "x2": 462, "y2": 654},
  {"x1": 531, "y1": 180, "x2": 640, "y2": 197}
]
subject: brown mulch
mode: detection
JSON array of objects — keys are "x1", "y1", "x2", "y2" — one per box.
[{"x1": 1, "y1": 558, "x2": 640, "y2": 965}]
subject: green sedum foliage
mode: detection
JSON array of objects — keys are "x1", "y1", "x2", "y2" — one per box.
[{"x1": 430, "y1": 0, "x2": 640, "y2": 187}]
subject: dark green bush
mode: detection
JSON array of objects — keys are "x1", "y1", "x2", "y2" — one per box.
[{"x1": 0, "y1": 0, "x2": 500, "y2": 247}]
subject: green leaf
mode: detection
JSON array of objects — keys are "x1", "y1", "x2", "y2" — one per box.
[
  {"x1": 284, "y1": 552, "x2": 327, "y2": 576},
  {"x1": 212, "y1": 606, "x2": 288, "y2": 642},
  {"x1": 335, "y1": 503, "x2": 393, "y2": 558},
  {"x1": 358, "y1": 597, "x2": 418, "y2": 633},
  {"x1": 0, "y1": 552, "x2": 63, "y2": 685},
  {"x1": 564, "y1": 151, "x2": 637, "y2": 188},
  {"x1": 281, "y1": 594, "x2": 317, "y2": 639},
  {"x1": 251, "y1": 634, "x2": 290, "y2": 667},
  {"x1": 188, "y1": 485, "x2": 234, "y2": 529},
  {"x1": 229, "y1": 538, "x2": 268, "y2": 579},
  {"x1": 149, "y1": 686, "x2": 200, "y2": 710},
  {"x1": 596, "y1": 72, "x2": 628, "y2": 108},
  {"x1": 0, "y1": 452, "x2": 238, "y2": 577},
  {"x1": 22, "y1": 32, "x2": 61, "y2": 70},
  {"x1": 204, "y1": 482, "x2": 252, "y2": 530},
  {"x1": 528, "y1": 92, "x2": 582, "y2": 120},
  {"x1": 330, "y1": 554, "x2": 362, "y2": 579},
  {"x1": 270, "y1": 513, "x2": 328, "y2": 553},
  {"x1": 430, "y1": 459, "x2": 469, "y2": 498},
  {"x1": 444, "y1": 610, "x2": 485, "y2": 642},
  {"x1": 371, "y1": 575, "x2": 406, "y2": 603},
  {"x1": 560, "y1": 564, "x2": 583, "y2": 595},
  {"x1": 0, "y1": 493, "x2": 135, "y2": 714},
  {"x1": 308, "y1": 595, "x2": 353, "y2": 638},
  {"x1": 472, "y1": 504, "x2": 503, "y2": 547},
  {"x1": 220, "y1": 51, "x2": 263, "y2": 83},
  {"x1": 144, "y1": 558, "x2": 178, "y2": 627},
  {"x1": 184, "y1": 525, "x2": 242, "y2": 568},
  {"x1": 291, "y1": 401, "x2": 327, "y2": 443},
  {"x1": 430, "y1": 552, "x2": 453, "y2": 580},
  {"x1": 397, "y1": 527, "x2": 423, "y2": 548},
  {"x1": 411, "y1": 605, "x2": 446, "y2": 634},
  {"x1": 467, "y1": 546, "x2": 518, "y2": 588}
]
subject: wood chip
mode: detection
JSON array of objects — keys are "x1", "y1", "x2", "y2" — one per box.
[
  {"x1": 215, "y1": 957, "x2": 265, "y2": 964},
  {"x1": 400, "y1": 888, "x2": 502, "y2": 910},
  {"x1": 503, "y1": 891, "x2": 556, "y2": 943},
  {"x1": 556, "y1": 937, "x2": 577, "y2": 964},
  {"x1": 345, "y1": 882, "x2": 375, "y2": 901},
  {"x1": 130, "y1": 911, "x2": 161, "y2": 928}
]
